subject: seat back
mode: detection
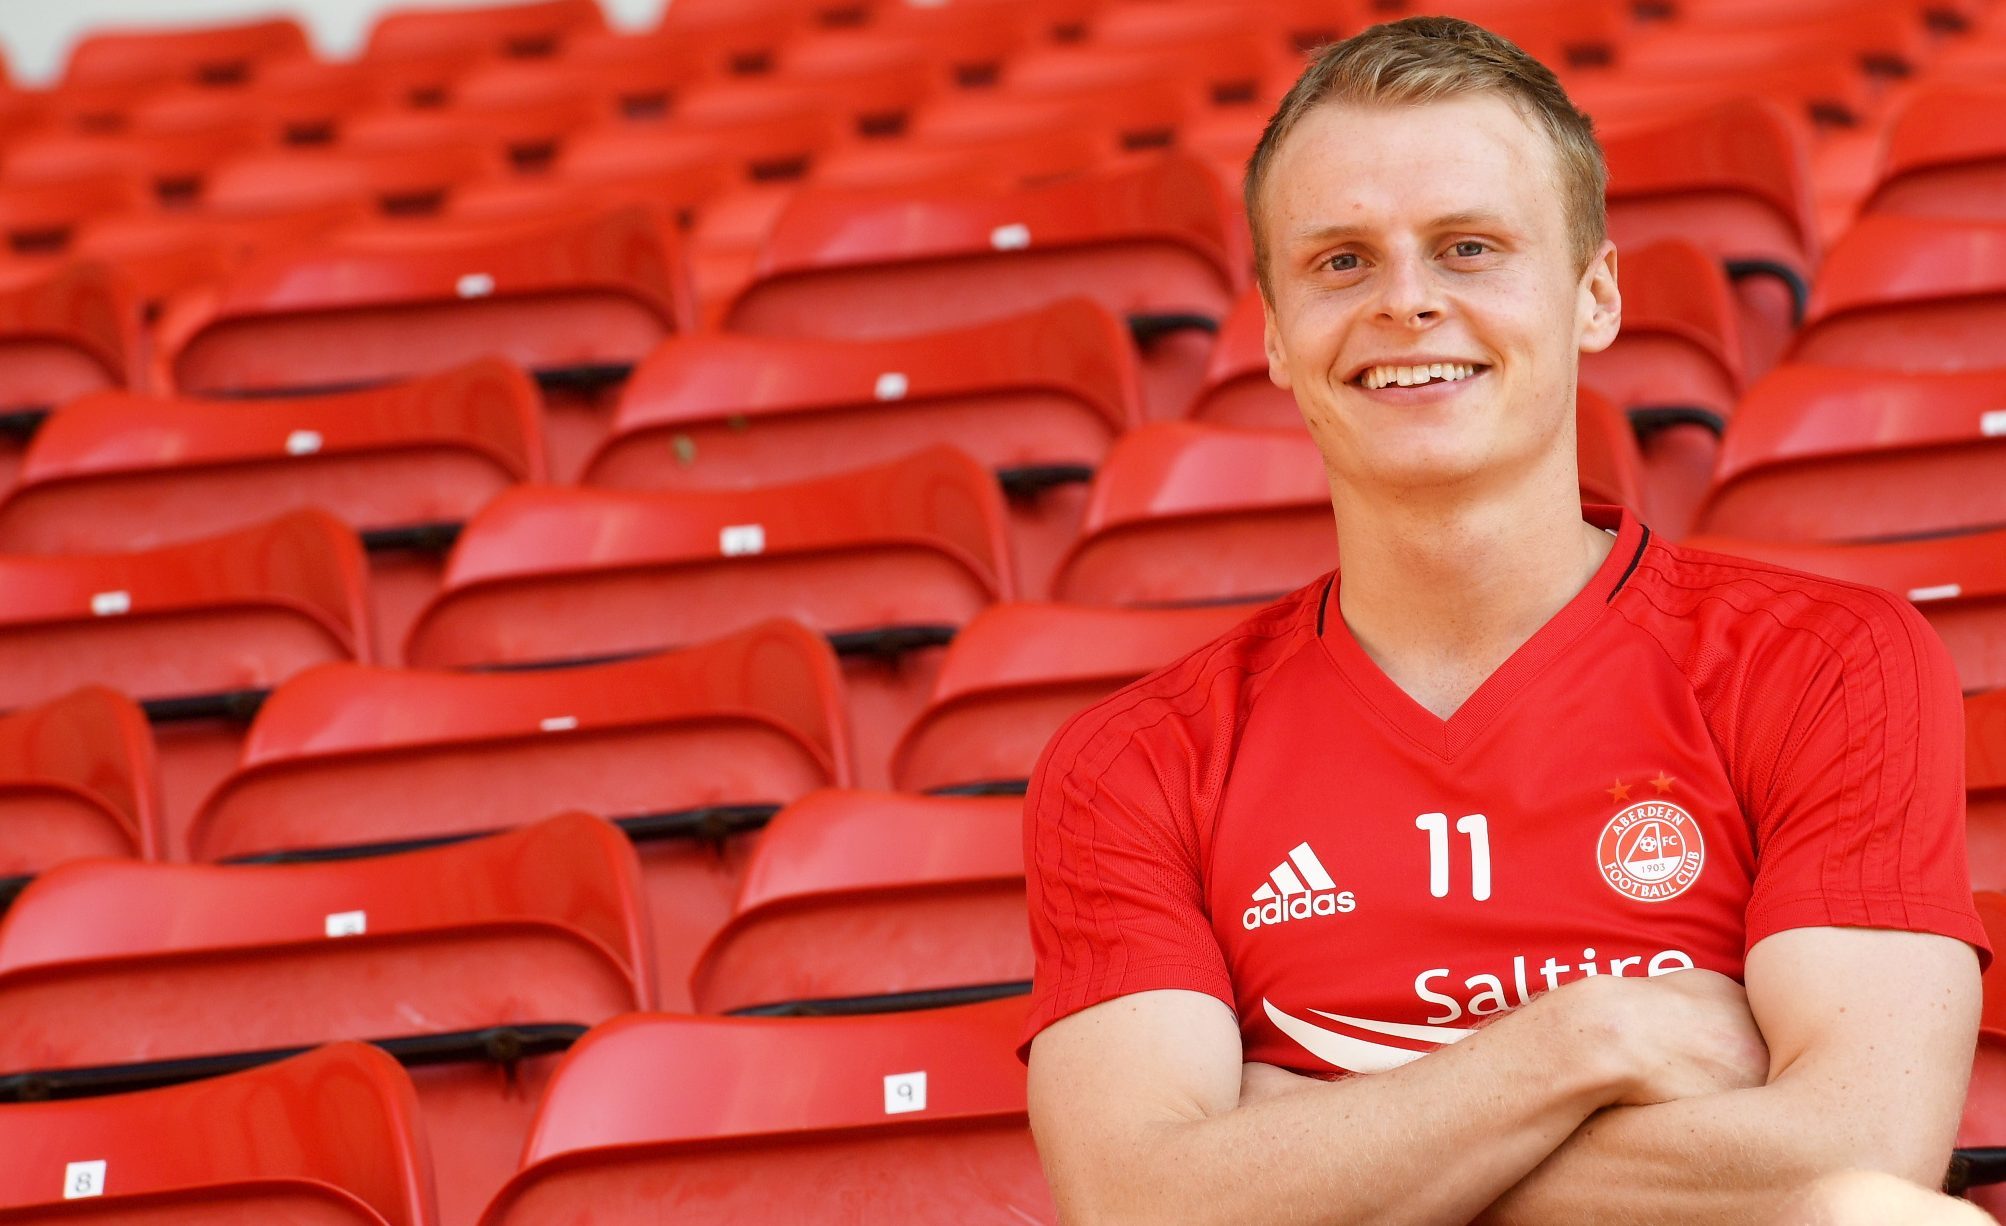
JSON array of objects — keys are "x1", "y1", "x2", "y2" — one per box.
[
  {"x1": 1971, "y1": 693, "x2": 2006, "y2": 894},
  {"x1": 156, "y1": 205, "x2": 694, "y2": 395},
  {"x1": 1697, "y1": 366, "x2": 2006, "y2": 543},
  {"x1": 890, "y1": 600, "x2": 1253, "y2": 793},
  {"x1": 365, "y1": 0, "x2": 607, "y2": 61},
  {"x1": 693, "y1": 789, "x2": 1028, "y2": 1014},
  {"x1": 409, "y1": 444, "x2": 1012, "y2": 668},
  {"x1": 0, "y1": 259, "x2": 133, "y2": 419},
  {"x1": 0, "y1": 687, "x2": 159, "y2": 876},
  {"x1": 1792, "y1": 215, "x2": 2006, "y2": 374},
  {"x1": 726, "y1": 153, "x2": 1239, "y2": 418},
  {"x1": 1863, "y1": 84, "x2": 2006, "y2": 221},
  {"x1": 481, "y1": 998, "x2": 1051, "y2": 1226},
  {"x1": 1051, "y1": 423, "x2": 1332, "y2": 606},
  {"x1": 0, "y1": 1042, "x2": 434, "y2": 1226},
  {"x1": 1678, "y1": 530, "x2": 2006, "y2": 692},
  {"x1": 62, "y1": 17, "x2": 309, "y2": 89},
  {"x1": 0, "y1": 812, "x2": 649, "y2": 1226}
]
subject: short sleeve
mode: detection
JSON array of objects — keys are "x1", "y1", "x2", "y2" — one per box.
[
  {"x1": 1017, "y1": 700, "x2": 1235, "y2": 1063},
  {"x1": 1743, "y1": 592, "x2": 1990, "y2": 966}
]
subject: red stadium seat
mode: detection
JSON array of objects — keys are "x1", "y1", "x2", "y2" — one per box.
[
  {"x1": 0, "y1": 360, "x2": 544, "y2": 663},
  {"x1": 61, "y1": 16, "x2": 309, "y2": 89},
  {"x1": 0, "y1": 259, "x2": 134, "y2": 488},
  {"x1": 0, "y1": 173, "x2": 152, "y2": 259},
  {"x1": 204, "y1": 141, "x2": 509, "y2": 218},
  {"x1": 1969, "y1": 693, "x2": 2006, "y2": 893},
  {"x1": 155, "y1": 206, "x2": 693, "y2": 480},
  {"x1": 0, "y1": 687, "x2": 159, "y2": 884},
  {"x1": 1579, "y1": 239, "x2": 1744, "y2": 535},
  {"x1": 192, "y1": 620, "x2": 849, "y2": 1008},
  {"x1": 1189, "y1": 286, "x2": 1282, "y2": 428},
  {"x1": 1678, "y1": 530, "x2": 2006, "y2": 692},
  {"x1": 607, "y1": 8, "x2": 803, "y2": 79},
  {"x1": 1863, "y1": 85, "x2": 2006, "y2": 221},
  {"x1": 1791, "y1": 216, "x2": 2006, "y2": 374},
  {"x1": 2, "y1": 115, "x2": 267, "y2": 210},
  {"x1": 1696, "y1": 366, "x2": 2006, "y2": 543},
  {"x1": 0, "y1": 812, "x2": 649, "y2": 1226},
  {"x1": 73, "y1": 203, "x2": 369, "y2": 316},
  {"x1": 726, "y1": 154, "x2": 1241, "y2": 420},
  {"x1": 1598, "y1": 97, "x2": 1818, "y2": 377},
  {"x1": 480, "y1": 997, "x2": 1052, "y2": 1225},
  {"x1": 583, "y1": 300, "x2": 1139, "y2": 599},
  {"x1": 0, "y1": 510, "x2": 372, "y2": 853},
  {"x1": 1051, "y1": 423, "x2": 1331, "y2": 606},
  {"x1": 1574, "y1": 387, "x2": 1650, "y2": 517},
  {"x1": 365, "y1": 0, "x2": 608, "y2": 62},
  {"x1": 340, "y1": 97, "x2": 602, "y2": 178},
  {"x1": 0, "y1": 1042, "x2": 435, "y2": 1225},
  {"x1": 690, "y1": 789, "x2": 1027, "y2": 1015},
  {"x1": 408, "y1": 447, "x2": 1010, "y2": 787},
  {"x1": 889, "y1": 601, "x2": 1253, "y2": 794}
]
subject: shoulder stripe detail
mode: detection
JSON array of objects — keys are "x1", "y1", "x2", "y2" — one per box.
[{"x1": 1607, "y1": 523, "x2": 1651, "y2": 602}]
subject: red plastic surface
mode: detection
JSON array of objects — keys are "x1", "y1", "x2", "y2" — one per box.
[
  {"x1": 0, "y1": 1042, "x2": 435, "y2": 1226},
  {"x1": 0, "y1": 686, "x2": 159, "y2": 873},
  {"x1": 365, "y1": 0, "x2": 607, "y2": 62},
  {"x1": 1051, "y1": 422, "x2": 1330, "y2": 606},
  {"x1": 1678, "y1": 530, "x2": 2006, "y2": 692},
  {"x1": 1867, "y1": 84, "x2": 2006, "y2": 221},
  {"x1": 157, "y1": 205, "x2": 694, "y2": 394},
  {"x1": 203, "y1": 141, "x2": 510, "y2": 218},
  {"x1": 1697, "y1": 365, "x2": 2006, "y2": 542},
  {"x1": 584, "y1": 299, "x2": 1137, "y2": 597},
  {"x1": 61, "y1": 17, "x2": 309, "y2": 88},
  {"x1": 0, "y1": 812, "x2": 649, "y2": 1226},
  {"x1": 481, "y1": 997, "x2": 1051, "y2": 1225},
  {"x1": 1795, "y1": 215, "x2": 2006, "y2": 373},
  {"x1": 691, "y1": 789, "x2": 1026, "y2": 1013},
  {"x1": 0, "y1": 259, "x2": 134, "y2": 412},
  {"x1": 727, "y1": 153, "x2": 1239, "y2": 419},
  {"x1": 890, "y1": 600, "x2": 1253, "y2": 793}
]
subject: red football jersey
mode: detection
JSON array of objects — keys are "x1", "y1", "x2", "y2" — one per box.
[{"x1": 1021, "y1": 507, "x2": 1988, "y2": 1072}]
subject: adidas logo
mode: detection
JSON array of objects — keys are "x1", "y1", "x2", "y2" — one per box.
[{"x1": 1242, "y1": 842, "x2": 1357, "y2": 930}]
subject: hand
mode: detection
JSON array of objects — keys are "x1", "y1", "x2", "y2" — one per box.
[{"x1": 1561, "y1": 969, "x2": 1770, "y2": 1107}]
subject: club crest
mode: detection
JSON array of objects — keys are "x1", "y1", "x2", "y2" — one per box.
[{"x1": 1597, "y1": 800, "x2": 1704, "y2": 903}]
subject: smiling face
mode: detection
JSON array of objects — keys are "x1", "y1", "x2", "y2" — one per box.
[{"x1": 1258, "y1": 92, "x2": 1620, "y2": 499}]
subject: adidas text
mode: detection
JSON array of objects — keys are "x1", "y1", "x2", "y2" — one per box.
[{"x1": 1243, "y1": 890, "x2": 1356, "y2": 929}]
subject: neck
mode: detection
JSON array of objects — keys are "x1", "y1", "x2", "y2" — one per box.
[{"x1": 1329, "y1": 456, "x2": 1615, "y2": 719}]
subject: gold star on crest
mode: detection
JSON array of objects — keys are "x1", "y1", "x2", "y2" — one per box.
[{"x1": 1606, "y1": 779, "x2": 1631, "y2": 803}]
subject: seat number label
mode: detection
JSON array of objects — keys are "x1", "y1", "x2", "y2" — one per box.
[
  {"x1": 64, "y1": 1160, "x2": 106, "y2": 1199},
  {"x1": 884, "y1": 1070, "x2": 927, "y2": 1114}
]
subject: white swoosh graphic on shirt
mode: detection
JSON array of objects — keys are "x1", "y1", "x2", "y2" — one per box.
[{"x1": 1263, "y1": 999, "x2": 1478, "y2": 1074}]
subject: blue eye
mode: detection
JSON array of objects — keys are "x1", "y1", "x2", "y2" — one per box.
[
  {"x1": 1452, "y1": 241, "x2": 1488, "y2": 258},
  {"x1": 1326, "y1": 252, "x2": 1360, "y2": 272}
]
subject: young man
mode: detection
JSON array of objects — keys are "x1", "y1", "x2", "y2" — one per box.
[{"x1": 1021, "y1": 17, "x2": 1988, "y2": 1225}]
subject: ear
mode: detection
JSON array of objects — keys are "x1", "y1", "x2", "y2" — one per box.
[
  {"x1": 1262, "y1": 288, "x2": 1294, "y2": 391},
  {"x1": 1577, "y1": 240, "x2": 1621, "y2": 356}
]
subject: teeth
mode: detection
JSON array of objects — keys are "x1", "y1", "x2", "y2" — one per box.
[{"x1": 1357, "y1": 363, "x2": 1482, "y2": 390}]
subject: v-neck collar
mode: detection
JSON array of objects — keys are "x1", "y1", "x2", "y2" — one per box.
[{"x1": 1313, "y1": 505, "x2": 1650, "y2": 761}]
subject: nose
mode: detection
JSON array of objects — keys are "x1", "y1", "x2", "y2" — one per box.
[{"x1": 1373, "y1": 248, "x2": 1445, "y2": 329}]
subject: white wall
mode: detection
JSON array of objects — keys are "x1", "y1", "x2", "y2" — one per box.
[{"x1": 0, "y1": 0, "x2": 668, "y2": 86}]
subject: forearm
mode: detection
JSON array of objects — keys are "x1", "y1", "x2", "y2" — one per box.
[
  {"x1": 1479, "y1": 1079, "x2": 1953, "y2": 1226},
  {"x1": 1054, "y1": 997, "x2": 1622, "y2": 1226}
]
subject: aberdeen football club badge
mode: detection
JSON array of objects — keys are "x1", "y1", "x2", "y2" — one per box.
[{"x1": 1597, "y1": 776, "x2": 1704, "y2": 902}]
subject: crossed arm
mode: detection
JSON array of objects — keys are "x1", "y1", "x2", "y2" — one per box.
[{"x1": 1026, "y1": 926, "x2": 1979, "y2": 1226}]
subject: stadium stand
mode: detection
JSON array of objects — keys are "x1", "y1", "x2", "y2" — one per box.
[
  {"x1": 690, "y1": 788, "x2": 1027, "y2": 1015},
  {"x1": 0, "y1": 1041, "x2": 436, "y2": 1224},
  {"x1": 0, "y1": 509, "x2": 371, "y2": 850},
  {"x1": 3, "y1": 0, "x2": 2006, "y2": 1213},
  {"x1": 191, "y1": 619, "x2": 848, "y2": 1007},
  {"x1": 0, "y1": 686, "x2": 158, "y2": 891},
  {"x1": 0, "y1": 360, "x2": 545, "y2": 662},
  {"x1": 582, "y1": 298, "x2": 1140, "y2": 599},
  {"x1": 0, "y1": 812, "x2": 649, "y2": 1226},
  {"x1": 408, "y1": 445, "x2": 1010, "y2": 786},
  {"x1": 480, "y1": 997, "x2": 1053, "y2": 1224},
  {"x1": 889, "y1": 600, "x2": 1254, "y2": 795}
]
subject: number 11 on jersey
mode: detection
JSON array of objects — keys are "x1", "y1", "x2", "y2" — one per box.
[{"x1": 1416, "y1": 812, "x2": 1492, "y2": 902}]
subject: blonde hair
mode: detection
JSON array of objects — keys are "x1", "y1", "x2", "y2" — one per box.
[{"x1": 1244, "y1": 16, "x2": 1607, "y2": 292}]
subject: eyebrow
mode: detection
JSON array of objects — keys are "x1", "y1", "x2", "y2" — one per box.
[{"x1": 1291, "y1": 210, "x2": 1513, "y2": 244}]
